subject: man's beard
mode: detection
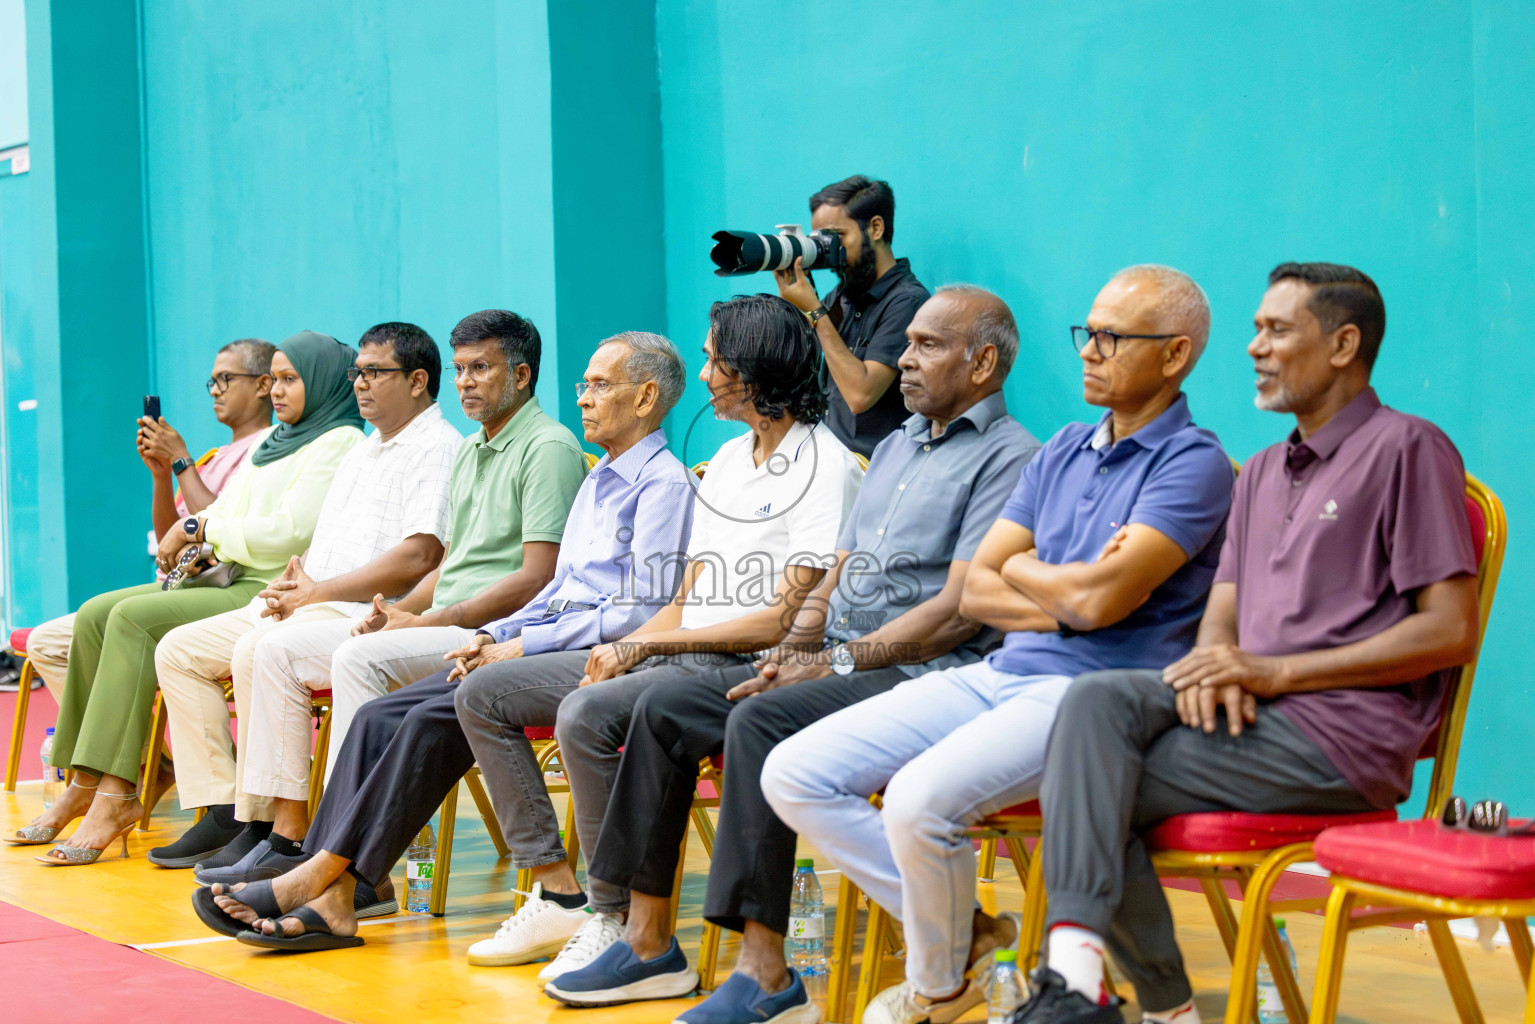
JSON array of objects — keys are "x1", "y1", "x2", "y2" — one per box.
[{"x1": 835, "y1": 226, "x2": 880, "y2": 298}]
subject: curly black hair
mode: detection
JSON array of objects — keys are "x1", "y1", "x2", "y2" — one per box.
[{"x1": 708, "y1": 294, "x2": 828, "y2": 424}]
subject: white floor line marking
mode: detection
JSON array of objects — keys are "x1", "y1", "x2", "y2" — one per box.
[{"x1": 132, "y1": 914, "x2": 427, "y2": 951}]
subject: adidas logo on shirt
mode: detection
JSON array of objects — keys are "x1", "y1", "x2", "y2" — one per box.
[{"x1": 754, "y1": 503, "x2": 773, "y2": 518}]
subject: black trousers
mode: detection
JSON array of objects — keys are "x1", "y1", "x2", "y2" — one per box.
[
  {"x1": 305, "y1": 671, "x2": 475, "y2": 886},
  {"x1": 588, "y1": 663, "x2": 907, "y2": 936}
]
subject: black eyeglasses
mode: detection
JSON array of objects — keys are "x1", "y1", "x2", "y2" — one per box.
[
  {"x1": 1070, "y1": 326, "x2": 1182, "y2": 360},
  {"x1": 205, "y1": 372, "x2": 263, "y2": 394},
  {"x1": 346, "y1": 366, "x2": 409, "y2": 383},
  {"x1": 1441, "y1": 795, "x2": 1535, "y2": 836}
]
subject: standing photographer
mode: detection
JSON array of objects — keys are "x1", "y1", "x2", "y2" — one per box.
[{"x1": 775, "y1": 174, "x2": 929, "y2": 456}]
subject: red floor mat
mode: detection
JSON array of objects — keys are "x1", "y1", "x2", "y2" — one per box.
[{"x1": 0, "y1": 901, "x2": 337, "y2": 1023}]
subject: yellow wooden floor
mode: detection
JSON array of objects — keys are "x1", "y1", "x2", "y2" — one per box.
[{"x1": 0, "y1": 781, "x2": 1526, "y2": 1023}]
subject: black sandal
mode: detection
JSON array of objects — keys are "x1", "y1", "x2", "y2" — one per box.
[
  {"x1": 191, "y1": 879, "x2": 283, "y2": 937},
  {"x1": 235, "y1": 905, "x2": 364, "y2": 952}
]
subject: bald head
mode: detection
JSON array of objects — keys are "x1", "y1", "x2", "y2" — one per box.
[
  {"x1": 1108, "y1": 264, "x2": 1210, "y2": 377},
  {"x1": 898, "y1": 285, "x2": 1017, "y2": 432},
  {"x1": 933, "y1": 284, "x2": 1019, "y2": 376}
]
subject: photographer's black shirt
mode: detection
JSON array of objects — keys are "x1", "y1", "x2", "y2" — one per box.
[{"x1": 821, "y1": 258, "x2": 930, "y2": 458}]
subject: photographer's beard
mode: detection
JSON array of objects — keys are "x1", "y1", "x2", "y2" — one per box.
[{"x1": 835, "y1": 226, "x2": 881, "y2": 298}]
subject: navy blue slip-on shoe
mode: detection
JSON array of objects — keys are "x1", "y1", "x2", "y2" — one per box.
[
  {"x1": 673, "y1": 968, "x2": 819, "y2": 1024},
  {"x1": 544, "y1": 937, "x2": 700, "y2": 1007},
  {"x1": 193, "y1": 838, "x2": 309, "y2": 886}
]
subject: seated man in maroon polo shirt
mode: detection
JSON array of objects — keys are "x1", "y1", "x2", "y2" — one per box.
[{"x1": 1017, "y1": 263, "x2": 1481, "y2": 1024}]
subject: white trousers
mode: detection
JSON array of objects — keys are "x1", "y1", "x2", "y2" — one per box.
[
  {"x1": 24, "y1": 613, "x2": 76, "y2": 703},
  {"x1": 761, "y1": 660, "x2": 1072, "y2": 997},
  {"x1": 154, "y1": 604, "x2": 349, "y2": 815},
  {"x1": 241, "y1": 620, "x2": 474, "y2": 814}
]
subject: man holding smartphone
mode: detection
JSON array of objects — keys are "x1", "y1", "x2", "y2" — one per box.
[{"x1": 20, "y1": 339, "x2": 277, "y2": 703}]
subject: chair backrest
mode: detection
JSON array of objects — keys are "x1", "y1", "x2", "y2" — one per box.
[
  {"x1": 854, "y1": 452, "x2": 869, "y2": 471},
  {"x1": 691, "y1": 460, "x2": 709, "y2": 479},
  {"x1": 584, "y1": 451, "x2": 600, "y2": 470},
  {"x1": 1419, "y1": 472, "x2": 1506, "y2": 819},
  {"x1": 172, "y1": 447, "x2": 221, "y2": 504}
]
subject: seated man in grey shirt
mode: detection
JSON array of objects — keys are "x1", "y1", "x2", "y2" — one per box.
[{"x1": 566, "y1": 285, "x2": 1041, "y2": 1023}]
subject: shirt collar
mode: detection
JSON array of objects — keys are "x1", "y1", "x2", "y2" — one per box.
[
  {"x1": 1286, "y1": 387, "x2": 1382, "y2": 464},
  {"x1": 376, "y1": 402, "x2": 444, "y2": 449},
  {"x1": 1079, "y1": 392, "x2": 1194, "y2": 453},
  {"x1": 594, "y1": 428, "x2": 668, "y2": 483},
  {"x1": 902, "y1": 389, "x2": 1009, "y2": 442},
  {"x1": 862, "y1": 257, "x2": 913, "y2": 304},
  {"x1": 475, "y1": 396, "x2": 543, "y2": 452}
]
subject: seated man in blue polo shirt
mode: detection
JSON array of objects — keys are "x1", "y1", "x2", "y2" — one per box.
[{"x1": 764, "y1": 265, "x2": 1235, "y2": 1024}]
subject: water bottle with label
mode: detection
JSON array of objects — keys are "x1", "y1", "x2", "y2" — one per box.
[
  {"x1": 1256, "y1": 917, "x2": 1300, "y2": 1023},
  {"x1": 987, "y1": 949, "x2": 1025, "y2": 1023},
  {"x1": 405, "y1": 824, "x2": 435, "y2": 913},
  {"x1": 40, "y1": 728, "x2": 63, "y2": 810},
  {"x1": 786, "y1": 858, "x2": 827, "y2": 1006}
]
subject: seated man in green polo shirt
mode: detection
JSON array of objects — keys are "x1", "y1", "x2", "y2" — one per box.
[{"x1": 192, "y1": 309, "x2": 589, "y2": 886}]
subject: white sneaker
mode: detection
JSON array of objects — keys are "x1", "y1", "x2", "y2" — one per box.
[
  {"x1": 536, "y1": 909, "x2": 625, "y2": 982},
  {"x1": 466, "y1": 883, "x2": 592, "y2": 967},
  {"x1": 862, "y1": 960, "x2": 993, "y2": 1024}
]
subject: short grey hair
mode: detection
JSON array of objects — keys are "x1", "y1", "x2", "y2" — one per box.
[
  {"x1": 603, "y1": 331, "x2": 686, "y2": 418},
  {"x1": 219, "y1": 338, "x2": 277, "y2": 376},
  {"x1": 1111, "y1": 264, "x2": 1211, "y2": 369},
  {"x1": 935, "y1": 284, "x2": 1020, "y2": 377}
]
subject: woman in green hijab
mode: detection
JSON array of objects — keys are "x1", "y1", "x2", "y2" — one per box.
[{"x1": 8, "y1": 331, "x2": 365, "y2": 864}]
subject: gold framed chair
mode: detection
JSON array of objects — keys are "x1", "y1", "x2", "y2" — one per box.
[{"x1": 3, "y1": 628, "x2": 39, "y2": 791}]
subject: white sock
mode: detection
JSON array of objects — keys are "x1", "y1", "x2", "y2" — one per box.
[
  {"x1": 1046, "y1": 925, "x2": 1106, "y2": 1004},
  {"x1": 1143, "y1": 999, "x2": 1200, "y2": 1024}
]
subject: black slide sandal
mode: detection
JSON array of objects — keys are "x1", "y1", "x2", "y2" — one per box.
[
  {"x1": 191, "y1": 880, "x2": 283, "y2": 937},
  {"x1": 235, "y1": 906, "x2": 365, "y2": 952}
]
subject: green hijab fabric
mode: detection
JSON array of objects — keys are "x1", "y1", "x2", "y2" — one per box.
[{"x1": 250, "y1": 330, "x2": 366, "y2": 467}]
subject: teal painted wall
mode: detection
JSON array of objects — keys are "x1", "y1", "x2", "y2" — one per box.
[
  {"x1": 653, "y1": 0, "x2": 1529, "y2": 806},
  {"x1": 0, "y1": 169, "x2": 43, "y2": 626},
  {"x1": 0, "y1": 0, "x2": 26, "y2": 149}
]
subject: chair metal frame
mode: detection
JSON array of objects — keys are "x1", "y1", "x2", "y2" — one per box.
[
  {"x1": 3, "y1": 647, "x2": 37, "y2": 791},
  {"x1": 1014, "y1": 474, "x2": 1505, "y2": 1024}
]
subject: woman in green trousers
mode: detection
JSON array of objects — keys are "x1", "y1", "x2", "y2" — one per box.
[{"x1": 9, "y1": 331, "x2": 366, "y2": 864}]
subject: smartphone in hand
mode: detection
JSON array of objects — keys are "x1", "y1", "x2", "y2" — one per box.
[{"x1": 143, "y1": 395, "x2": 162, "y2": 422}]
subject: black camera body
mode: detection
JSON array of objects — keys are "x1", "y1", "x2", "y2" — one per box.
[{"x1": 710, "y1": 224, "x2": 846, "y2": 277}]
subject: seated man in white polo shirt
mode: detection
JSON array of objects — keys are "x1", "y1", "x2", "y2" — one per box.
[
  {"x1": 475, "y1": 294, "x2": 863, "y2": 1001},
  {"x1": 149, "y1": 323, "x2": 463, "y2": 872}
]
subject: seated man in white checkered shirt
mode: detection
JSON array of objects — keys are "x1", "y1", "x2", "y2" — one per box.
[{"x1": 149, "y1": 322, "x2": 465, "y2": 874}]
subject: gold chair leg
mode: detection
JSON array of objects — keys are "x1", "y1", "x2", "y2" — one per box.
[
  {"x1": 853, "y1": 900, "x2": 893, "y2": 1023},
  {"x1": 978, "y1": 837, "x2": 998, "y2": 882},
  {"x1": 1308, "y1": 885, "x2": 1356, "y2": 1024},
  {"x1": 828, "y1": 875, "x2": 860, "y2": 1024},
  {"x1": 692, "y1": 803, "x2": 717, "y2": 858},
  {"x1": 1225, "y1": 846, "x2": 1311, "y2": 1024},
  {"x1": 138, "y1": 693, "x2": 168, "y2": 832},
  {"x1": 1508, "y1": 916, "x2": 1534, "y2": 985},
  {"x1": 563, "y1": 793, "x2": 581, "y2": 870},
  {"x1": 1525, "y1": 947, "x2": 1535, "y2": 1024},
  {"x1": 465, "y1": 770, "x2": 510, "y2": 859},
  {"x1": 1426, "y1": 917, "x2": 1487, "y2": 1024},
  {"x1": 699, "y1": 922, "x2": 722, "y2": 992},
  {"x1": 1018, "y1": 841, "x2": 1048, "y2": 973},
  {"x1": 1199, "y1": 876, "x2": 1241, "y2": 962},
  {"x1": 5, "y1": 659, "x2": 34, "y2": 791},
  {"x1": 666, "y1": 835, "x2": 688, "y2": 936},
  {"x1": 429, "y1": 783, "x2": 459, "y2": 917},
  {"x1": 307, "y1": 707, "x2": 332, "y2": 819}
]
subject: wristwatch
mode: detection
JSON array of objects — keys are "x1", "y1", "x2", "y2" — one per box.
[
  {"x1": 830, "y1": 643, "x2": 856, "y2": 676},
  {"x1": 806, "y1": 305, "x2": 830, "y2": 328},
  {"x1": 171, "y1": 456, "x2": 193, "y2": 476},
  {"x1": 182, "y1": 515, "x2": 201, "y2": 539}
]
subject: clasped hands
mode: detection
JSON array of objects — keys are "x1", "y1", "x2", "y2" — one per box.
[
  {"x1": 1163, "y1": 644, "x2": 1287, "y2": 737},
  {"x1": 443, "y1": 634, "x2": 523, "y2": 682}
]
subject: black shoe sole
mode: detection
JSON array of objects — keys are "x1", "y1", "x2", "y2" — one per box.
[{"x1": 148, "y1": 846, "x2": 231, "y2": 869}]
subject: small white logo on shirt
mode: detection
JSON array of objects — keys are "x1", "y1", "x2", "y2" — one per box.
[
  {"x1": 1319, "y1": 499, "x2": 1339, "y2": 521},
  {"x1": 754, "y1": 503, "x2": 773, "y2": 518}
]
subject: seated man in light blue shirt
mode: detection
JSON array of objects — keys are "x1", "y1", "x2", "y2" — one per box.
[
  {"x1": 195, "y1": 332, "x2": 696, "y2": 952},
  {"x1": 763, "y1": 265, "x2": 1236, "y2": 1024}
]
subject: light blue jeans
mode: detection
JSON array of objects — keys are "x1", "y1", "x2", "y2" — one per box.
[{"x1": 761, "y1": 660, "x2": 1072, "y2": 997}]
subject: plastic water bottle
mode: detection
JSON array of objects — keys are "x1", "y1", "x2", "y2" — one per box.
[
  {"x1": 40, "y1": 728, "x2": 63, "y2": 810},
  {"x1": 1256, "y1": 917, "x2": 1300, "y2": 1023},
  {"x1": 786, "y1": 858, "x2": 827, "y2": 1006},
  {"x1": 405, "y1": 824, "x2": 435, "y2": 913},
  {"x1": 987, "y1": 949, "x2": 1025, "y2": 1023}
]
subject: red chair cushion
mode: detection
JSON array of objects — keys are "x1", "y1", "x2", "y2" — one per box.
[
  {"x1": 1146, "y1": 809, "x2": 1398, "y2": 853},
  {"x1": 312, "y1": 688, "x2": 332, "y2": 702},
  {"x1": 991, "y1": 799, "x2": 1041, "y2": 818},
  {"x1": 9, "y1": 627, "x2": 32, "y2": 655},
  {"x1": 1314, "y1": 818, "x2": 1535, "y2": 900},
  {"x1": 526, "y1": 727, "x2": 555, "y2": 741}
]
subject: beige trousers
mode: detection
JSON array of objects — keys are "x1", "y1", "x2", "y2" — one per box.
[
  {"x1": 24, "y1": 613, "x2": 76, "y2": 703},
  {"x1": 154, "y1": 603, "x2": 350, "y2": 816},
  {"x1": 241, "y1": 619, "x2": 474, "y2": 816}
]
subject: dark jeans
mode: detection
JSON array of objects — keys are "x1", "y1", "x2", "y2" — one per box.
[
  {"x1": 1040, "y1": 670, "x2": 1373, "y2": 1012},
  {"x1": 588, "y1": 662, "x2": 906, "y2": 936}
]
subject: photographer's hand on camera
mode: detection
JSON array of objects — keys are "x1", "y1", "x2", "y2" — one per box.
[{"x1": 774, "y1": 257, "x2": 822, "y2": 314}]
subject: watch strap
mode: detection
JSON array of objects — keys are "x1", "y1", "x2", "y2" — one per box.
[
  {"x1": 171, "y1": 456, "x2": 192, "y2": 476},
  {"x1": 807, "y1": 305, "x2": 830, "y2": 327}
]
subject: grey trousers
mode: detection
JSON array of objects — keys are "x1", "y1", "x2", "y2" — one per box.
[
  {"x1": 554, "y1": 652, "x2": 752, "y2": 915},
  {"x1": 1040, "y1": 670, "x2": 1373, "y2": 1012}
]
